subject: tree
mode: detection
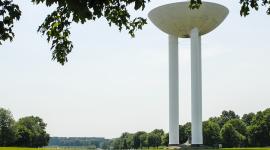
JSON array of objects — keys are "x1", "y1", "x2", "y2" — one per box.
[
  {"x1": 0, "y1": 0, "x2": 21, "y2": 44},
  {"x1": 242, "y1": 113, "x2": 255, "y2": 126},
  {"x1": 147, "y1": 132, "x2": 155, "y2": 148},
  {"x1": 182, "y1": 122, "x2": 191, "y2": 143},
  {"x1": 15, "y1": 116, "x2": 50, "y2": 147},
  {"x1": 227, "y1": 119, "x2": 247, "y2": 137},
  {"x1": 227, "y1": 119, "x2": 247, "y2": 146},
  {"x1": 147, "y1": 132, "x2": 160, "y2": 148},
  {"x1": 219, "y1": 110, "x2": 240, "y2": 127},
  {"x1": 139, "y1": 132, "x2": 148, "y2": 148},
  {"x1": 112, "y1": 138, "x2": 121, "y2": 149},
  {"x1": 209, "y1": 117, "x2": 221, "y2": 127},
  {"x1": 125, "y1": 133, "x2": 134, "y2": 149},
  {"x1": 189, "y1": 0, "x2": 270, "y2": 16},
  {"x1": 1, "y1": 0, "x2": 270, "y2": 65},
  {"x1": 118, "y1": 132, "x2": 134, "y2": 149},
  {"x1": 202, "y1": 121, "x2": 220, "y2": 147},
  {"x1": 220, "y1": 122, "x2": 245, "y2": 148},
  {"x1": 15, "y1": 124, "x2": 32, "y2": 147},
  {"x1": 147, "y1": 129, "x2": 162, "y2": 148},
  {"x1": 1, "y1": 0, "x2": 149, "y2": 65},
  {"x1": 263, "y1": 108, "x2": 270, "y2": 146},
  {"x1": 122, "y1": 139, "x2": 128, "y2": 149},
  {"x1": 151, "y1": 129, "x2": 164, "y2": 137},
  {"x1": 133, "y1": 131, "x2": 147, "y2": 149},
  {"x1": 179, "y1": 125, "x2": 189, "y2": 144},
  {"x1": 247, "y1": 111, "x2": 270, "y2": 147},
  {"x1": 161, "y1": 133, "x2": 169, "y2": 146},
  {"x1": 0, "y1": 108, "x2": 16, "y2": 146},
  {"x1": 101, "y1": 139, "x2": 112, "y2": 149}
]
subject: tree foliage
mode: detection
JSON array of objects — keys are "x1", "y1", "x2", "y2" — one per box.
[
  {"x1": 161, "y1": 133, "x2": 168, "y2": 146},
  {"x1": 205, "y1": 109, "x2": 270, "y2": 148},
  {"x1": 0, "y1": 0, "x2": 21, "y2": 44},
  {"x1": 111, "y1": 108, "x2": 270, "y2": 149},
  {"x1": 219, "y1": 110, "x2": 240, "y2": 127},
  {"x1": 149, "y1": 129, "x2": 163, "y2": 148},
  {"x1": 0, "y1": 108, "x2": 16, "y2": 146},
  {"x1": 202, "y1": 121, "x2": 220, "y2": 147},
  {"x1": 220, "y1": 122, "x2": 245, "y2": 148},
  {"x1": 179, "y1": 122, "x2": 191, "y2": 144},
  {"x1": 189, "y1": 0, "x2": 270, "y2": 16},
  {"x1": 33, "y1": 0, "x2": 149, "y2": 65},
  {"x1": 242, "y1": 113, "x2": 255, "y2": 126},
  {"x1": 0, "y1": 0, "x2": 270, "y2": 65},
  {"x1": 0, "y1": 108, "x2": 50, "y2": 148},
  {"x1": 147, "y1": 132, "x2": 160, "y2": 148},
  {"x1": 247, "y1": 110, "x2": 270, "y2": 146},
  {"x1": 179, "y1": 125, "x2": 187, "y2": 144},
  {"x1": 227, "y1": 119, "x2": 247, "y2": 137},
  {"x1": 111, "y1": 129, "x2": 165, "y2": 149},
  {"x1": 15, "y1": 116, "x2": 50, "y2": 147},
  {"x1": 133, "y1": 131, "x2": 148, "y2": 149}
]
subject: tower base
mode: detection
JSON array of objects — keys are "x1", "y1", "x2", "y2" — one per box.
[
  {"x1": 191, "y1": 144, "x2": 203, "y2": 147},
  {"x1": 168, "y1": 144, "x2": 181, "y2": 149},
  {"x1": 167, "y1": 144, "x2": 211, "y2": 149}
]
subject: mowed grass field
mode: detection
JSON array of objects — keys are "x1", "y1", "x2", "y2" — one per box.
[
  {"x1": 1, "y1": 148, "x2": 270, "y2": 150},
  {"x1": 0, "y1": 148, "x2": 87, "y2": 150},
  {"x1": 222, "y1": 149, "x2": 270, "y2": 150}
]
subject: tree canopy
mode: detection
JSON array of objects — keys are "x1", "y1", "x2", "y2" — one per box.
[
  {"x1": 220, "y1": 122, "x2": 245, "y2": 148},
  {"x1": 202, "y1": 121, "x2": 220, "y2": 146},
  {"x1": 111, "y1": 108, "x2": 270, "y2": 149},
  {"x1": 1, "y1": 0, "x2": 270, "y2": 65},
  {"x1": 15, "y1": 116, "x2": 50, "y2": 147},
  {"x1": 0, "y1": 108, "x2": 16, "y2": 146},
  {"x1": 0, "y1": 108, "x2": 50, "y2": 147}
]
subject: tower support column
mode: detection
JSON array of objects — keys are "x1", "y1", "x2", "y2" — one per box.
[
  {"x1": 168, "y1": 35, "x2": 179, "y2": 146},
  {"x1": 190, "y1": 28, "x2": 203, "y2": 146}
]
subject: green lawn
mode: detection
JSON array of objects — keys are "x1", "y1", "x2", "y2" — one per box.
[
  {"x1": 0, "y1": 147, "x2": 270, "y2": 150},
  {"x1": 222, "y1": 148, "x2": 270, "y2": 150},
  {"x1": 0, "y1": 148, "x2": 87, "y2": 150},
  {"x1": 0, "y1": 148, "x2": 51, "y2": 150},
  {"x1": 0, "y1": 148, "x2": 59, "y2": 150}
]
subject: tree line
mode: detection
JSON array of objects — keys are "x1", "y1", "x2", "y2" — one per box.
[
  {"x1": 1, "y1": 107, "x2": 269, "y2": 148},
  {"x1": 49, "y1": 137, "x2": 111, "y2": 149},
  {"x1": 112, "y1": 129, "x2": 167, "y2": 149},
  {"x1": 111, "y1": 107, "x2": 270, "y2": 149},
  {"x1": 0, "y1": 107, "x2": 50, "y2": 147}
]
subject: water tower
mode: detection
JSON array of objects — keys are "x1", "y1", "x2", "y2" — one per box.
[{"x1": 148, "y1": 1, "x2": 229, "y2": 147}]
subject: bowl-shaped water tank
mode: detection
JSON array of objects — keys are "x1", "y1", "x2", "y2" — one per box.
[{"x1": 148, "y1": 2, "x2": 229, "y2": 38}]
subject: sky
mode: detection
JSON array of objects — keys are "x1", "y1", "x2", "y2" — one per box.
[{"x1": 1, "y1": 0, "x2": 270, "y2": 139}]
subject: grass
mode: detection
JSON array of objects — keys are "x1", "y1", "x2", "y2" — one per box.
[
  {"x1": 0, "y1": 148, "x2": 90, "y2": 150},
  {"x1": 0, "y1": 147, "x2": 270, "y2": 150},
  {"x1": 222, "y1": 148, "x2": 270, "y2": 150},
  {"x1": 0, "y1": 148, "x2": 60, "y2": 150}
]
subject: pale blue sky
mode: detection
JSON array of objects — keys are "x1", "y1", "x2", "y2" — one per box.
[{"x1": 1, "y1": 0, "x2": 270, "y2": 138}]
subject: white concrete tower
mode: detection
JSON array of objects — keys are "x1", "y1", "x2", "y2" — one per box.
[
  {"x1": 168, "y1": 35, "x2": 179, "y2": 145},
  {"x1": 190, "y1": 27, "x2": 203, "y2": 146},
  {"x1": 148, "y1": 2, "x2": 229, "y2": 147}
]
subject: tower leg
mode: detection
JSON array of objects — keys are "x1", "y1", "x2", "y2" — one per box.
[
  {"x1": 190, "y1": 28, "x2": 203, "y2": 146},
  {"x1": 168, "y1": 35, "x2": 179, "y2": 146}
]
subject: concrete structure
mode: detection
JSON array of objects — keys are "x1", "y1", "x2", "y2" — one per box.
[{"x1": 148, "y1": 1, "x2": 229, "y2": 146}]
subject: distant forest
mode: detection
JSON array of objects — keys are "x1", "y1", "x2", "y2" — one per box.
[
  {"x1": 48, "y1": 137, "x2": 111, "y2": 149},
  {"x1": 1, "y1": 107, "x2": 269, "y2": 149},
  {"x1": 47, "y1": 107, "x2": 270, "y2": 149}
]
